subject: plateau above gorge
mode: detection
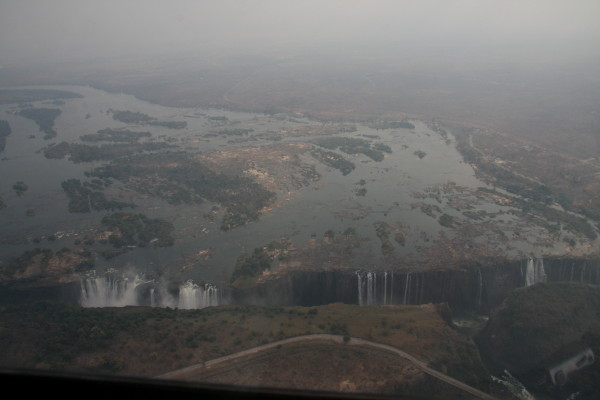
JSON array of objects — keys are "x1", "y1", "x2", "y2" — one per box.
[{"x1": 0, "y1": 86, "x2": 598, "y2": 312}]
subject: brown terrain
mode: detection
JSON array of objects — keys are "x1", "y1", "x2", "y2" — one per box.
[{"x1": 2, "y1": 51, "x2": 596, "y2": 227}]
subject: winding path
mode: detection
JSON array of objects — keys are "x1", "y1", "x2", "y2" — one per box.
[{"x1": 156, "y1": 334, "x2": 497, "y2": 400}]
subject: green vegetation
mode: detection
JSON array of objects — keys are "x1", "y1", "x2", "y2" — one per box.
[
  {"x1": 354, "y1": 187, "x2": 367, "y2": 196},
  {"x1": 0, "y1": 248, "x2": 94, "y2": 282},
  {"x1": 217, "y1": 128, "x2": 253, "y2": 136},
  {"x1": 18, "y1": 108, "x2": 61, "y2": 139},
  {"x1": 231, "y1": 239, "x2": 290, "y2": 284},
  {"x1": 90, "y1": 152, "x2": 275, "y2": 230},
  {"x1": 0, "y1": 89, "x2": 82, "y2": 104},
  {"x1": 109, "y1": 109, "x2": 187, "y2": 129},
  {"x1": 101, "y1": 212, "x2": 175, "y2": 248},
  {"x1": 373, "y1": 143, "x2": 392, "y2": 153},
  {"x1": 412, "y1": 202, "x2": 442, "y2": 218},
  {"x1": 80, "y1": 128, "x2": 152, "y2": 143},
  {"x1": 369, "y1": 120, "x2": 415, "y2": 130},
  {"x1": 310, "y1": 148, "x2": 355, "y2": 175},
  {"x1": 231, "y1": 247, "x2": 272, "y2": 283},
  {"x1": 374, "y1": 222, "x2": 395, "y2": 255},
  {"x1": 110, "y1": 110, "x2": 154, "y2": 123},
  {"x1": 312, "y1": 137, "x2": 390, "y2": 162},
  {"x1": 394, "y1": 232, "x2": 406, "y2": 246},
  {"x1": 61, "y1": 179, "x2": 134, "y2": 213},
  {"x1": 0, "y1": 301, "x2": 143, "y2": 370},
  {"x1": 413, "y1": 150, "x2": 427, "y2": 159},
  {"x1": 478, "y1": 187, "x2": 597, "y2": 240},
  {"x1": 477, "y1": 282, "x2": 600, "y2": 397},
  {"x1": 438, "y1": 213, "x2": 456, "y2": 228},
  {"x1": 0, "y1": 120, "x2": 11, "y2": 152},
  {"x1": 455, "y1": 134, "x2": 600, "y2": 239},
  {"x1": 0, "y1": 302, "x2": 489, "y2": 388},
  {"x1": 12, "y1": 181, "x2": 28, "y2": 196},
  {"x1": 208, "y1": 116, "x2": 228, "y2": 121},
  {"x1": 44, "y1": 141, "x2": 173, "y2": 163}
]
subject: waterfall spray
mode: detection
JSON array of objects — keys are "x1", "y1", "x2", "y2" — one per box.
[
  {"x1": 177, "y1": 280, "x2": 221, "y2": 309},
  {"x1": 80, "y1": 270, "x2": 222, "y2": 309},
  {"x1": 80, "y1": 270, "x2": 147, "y2": 307},
  {"x1": 524, "y1": 257, "x2": 547, "y2": 286}
]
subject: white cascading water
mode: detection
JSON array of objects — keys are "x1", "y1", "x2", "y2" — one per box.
[
  {"x1": 80, "y1": 271, "x2": 221, "y2": 309},
  {"x1": 356, "y1": 270, "x2": 396, "y2": 306},
  {"x1": 524, "y1": 257, "x2": 547, "y2": 286},
  {"x1": 403, "y1": 272, "x2": 411, "y2": 305},
  {"x1": 356, "y1": 271, "x2": 364, "y2": 306},
  {"x1": 366, "y1": 272, "x2": 375, "y2": 306},
  {"x1": 383, "y1": 271, "x2": 387, "y2": 306},
  {"x1": 389, "y1": 271, "x2": 393, "y2": 305},
  {"x1": 177, "y1": 280, "x2": 221, "y2": 309},
  {"x1": 80, "y1": 271, "x2": 146, "y2": 307},
  {"x1": 356, "y1": 271, "x2": 379, "y2": 306},
  {"x1": 477, "y1": 268, "x2": 483, "y2": 308}
]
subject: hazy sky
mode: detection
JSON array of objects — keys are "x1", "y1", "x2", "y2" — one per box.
[{"x1": 1, "y1": 0, "x2": 600, "y2": 64}]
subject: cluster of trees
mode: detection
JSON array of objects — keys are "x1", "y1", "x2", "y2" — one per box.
[
  {"x1": 368, "y1": 120, "x2": 415, "y2": 130},
  {"x1": 312, "y1": 137, "x2": 391, "y2": 162},
  {"x1": 477, "y1": 282, "x2": 600, "y2": 398},
  {"x1": 18, "y1": 107, "x2": 61, "y2": 139},
  {"x1": 109, "y1": 109, "x2": 187, "y2": 129},
  {"x1": 12, "y1": 181, "x2": 28, "y2": 196},
  {"x1": 44, "y1": 141, "x2": 173, "y2": 163},
  {"x1": 217, "y1": 128, "x2": 254, "y2": 136},
  {"x1": 61, "y1": 178, "x2": 134, "y2": 213},
  {"x1": 0, "y1": 119, "x2": 11, "y2": 152},
  {"x1": 80, "y1": 128, "x2": 152, "y2": 143},
  {"x1": 374, "y1": 222, "x2": 395, "y2": 255},
  {"x1": 90, "y1": 152, "x2": 276, "y2": 230},
  {"x1": 0, "y1": 301, "x2": 144, "y2": 369},
  {"x1": 310, "y1": 148, "x2": 355, "y2": 175},
  {"x1": 438, "y1": 213, "x2": 456, "y2": 228},
  {"x1": 231, "y1": 247, "x2": 272, "y2": 283},
  {"x1": 101, "y1": 212, "x2": 175, "y2": 248},
  {"x1": 0, "y1": 88, "x2": 82, "y2": 104},
  {"x1": 413, "y1": 150, "x2": 427, "y2": 159},
  {"x1": 0, "y1": 247, "x2": 94, "y2": 282}
]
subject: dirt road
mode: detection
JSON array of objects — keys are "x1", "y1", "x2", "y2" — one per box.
[{"x1": 156, "y1": 334, "x2": 497, "y2": 400}]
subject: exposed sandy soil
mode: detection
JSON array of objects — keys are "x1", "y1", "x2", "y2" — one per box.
[
  {"x1": 197, "y1": 143, "x2": 319, "y2": 192},
  {"x1": 185, "y1": 341, "x2": 428, "y2": 394}
]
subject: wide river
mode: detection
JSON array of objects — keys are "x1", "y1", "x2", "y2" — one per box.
[{"x1": 0, "y1": 85, "x2": 563, "y2": 288}]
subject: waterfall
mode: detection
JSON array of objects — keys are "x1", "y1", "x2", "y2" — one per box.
[
  {"x1": 383, "y1": 271, "x2": 387, "y2": 305},
  {"x1": 80, "y1": 270, "x2": 222, "y2": 309},
  {"x1": 524, "y1": 257, "x2": 547, "y2": 286},
  {"x1": 356, "y1": 271, "x2": 364, "y2": 306},
  {"x1": 356, "y1": 271, "x2": 387, "y2": 306},
  {"x1": 80, "y1": 271, "x2": 146, "y2": 307},
  {"x1": 404, "y1": 272, "x2": 411, "y2": 305},
  {"x1": 477, "y1": 268, "x2": 483, "y2": 308},
  {"x1": 369, "y1": 272, "x2": 376, "y2": 305},
  {"x1": 177, "y1": 280, "x2": 221, "y2": 309},
  {"x1": 390, "y1": 272, "x2": 394, "y2": 305}
]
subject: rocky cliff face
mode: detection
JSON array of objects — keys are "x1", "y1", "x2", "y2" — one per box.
[
  {"x1": 3, "y1": 257, "x2": 598, "y2": 312},
  {"x1": 232, "y1": 257, "x2": 600, "y2": 313}
]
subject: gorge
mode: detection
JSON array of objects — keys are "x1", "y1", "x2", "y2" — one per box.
[{"x1": 73, "y1": 257, "x2": 600, "y2": 314}]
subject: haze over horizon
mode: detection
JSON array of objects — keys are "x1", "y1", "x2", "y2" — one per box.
[{"x1": 1, "y1": 0, "x2": 600, "y2": 66}]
